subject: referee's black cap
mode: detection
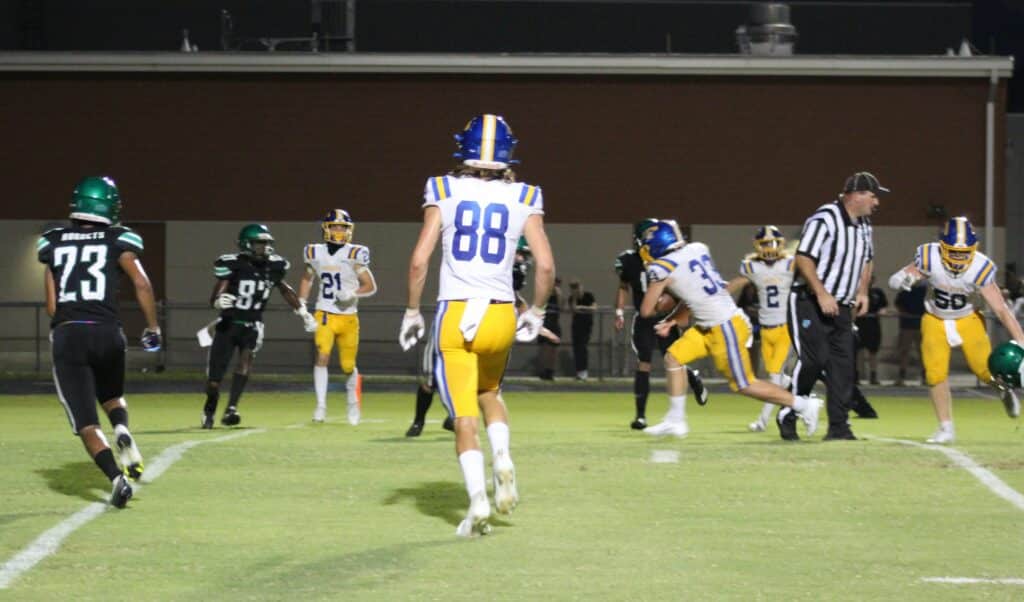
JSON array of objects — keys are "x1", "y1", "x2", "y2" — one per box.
[{"x1": 842, "y1": 171, "x2": 890, "y2": 195}]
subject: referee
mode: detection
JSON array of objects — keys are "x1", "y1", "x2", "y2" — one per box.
[{"x1": 783, "y1": 172, "x2": 886, "y2": 440}]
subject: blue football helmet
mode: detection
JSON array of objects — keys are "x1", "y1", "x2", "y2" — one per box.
[
  {"x1": 754, "y1": 225, "x2": 785, "y2": 261},
  {"x1": 640, "y1": 220, "x2": 686, "y2": 262},
  {"x1": 454, "y1": 114, "x2": 518, "y2": 169},
  {"x1": 938, "y1": 216, "x2": 978, "y2": 275},
  {"x1": 322, "y1": 209, "x2": 354, "y2": 244}
]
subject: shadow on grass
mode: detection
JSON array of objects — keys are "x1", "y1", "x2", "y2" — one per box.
[
  {"x1": 383, "y1": 480, "x2": 511, "y2": 532},
  {"x1": 36, "y1": 461, "x2": 107, "y2": 503}
]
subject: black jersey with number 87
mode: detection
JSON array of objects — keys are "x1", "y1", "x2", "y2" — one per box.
[{"x1": 213, "y1": 253, "x2": 290, "y2": 322}]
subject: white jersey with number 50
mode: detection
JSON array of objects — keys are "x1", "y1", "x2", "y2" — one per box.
[
  {"x1": 423, "y1": 174, "x2": 544, "y2": 302},
  {"x1": 646, "y1": 242, "x2": 739, "y2": 328}
]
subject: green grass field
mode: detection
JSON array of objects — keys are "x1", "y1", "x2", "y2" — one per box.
[{"x1": 2, "y1": 389, "x2": 1023, "y2": 601}]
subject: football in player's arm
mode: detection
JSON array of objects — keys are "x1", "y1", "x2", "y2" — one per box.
[
  {"x1": 297, "y1": 209, "x2": 377, "y2": 425},
  {"x1": 888, "y1": 216, "x2": 1024, "y2": 443},
  {"x1": 38, "y1": 176, "x2": 160, "y2": 508},
  {"x1": 200, "y1": 224, "x2": 316, "y2": 429}
]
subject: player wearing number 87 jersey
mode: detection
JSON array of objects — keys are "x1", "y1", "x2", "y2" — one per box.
[
  {"x1": 297, "y1": 209, "x2": 378, "y2": 425},
  {"x1": 887, "y1": 216, "x2": 1024, "y2": 443},
  {"x1": 401, "y1": 114, "x2": 556, "y2": 537},
  {"x1": 200, "y1": 223, "x2": 313, "y2": 429},
  {"x1": 37, "y1": 175, "x2": 161, "y2": 508}
]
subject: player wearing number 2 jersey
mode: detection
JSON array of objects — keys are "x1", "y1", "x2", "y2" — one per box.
[
  {"x1": 888, "y1": 217, "x2": 1024, "y2": 443},
  {"x1": 297, "y1": 209, "x2": 377, "y2": 425},
  {"x1": 638, "y1": 220, "x2": 821, "y2": 440},
  {"x1": 37, "y1": 176, "x2": 161, "y2": 508},
  {"x1": 200, "y1": 224, "x2": 316, "y2": 429},
  {"x1": 399, "y1": 114, "x2": 555, "y2": 537}
]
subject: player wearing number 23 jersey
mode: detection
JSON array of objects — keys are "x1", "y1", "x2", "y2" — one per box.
[{"x1": 401, "y1": 114, "x2": 556, "y2": 537}]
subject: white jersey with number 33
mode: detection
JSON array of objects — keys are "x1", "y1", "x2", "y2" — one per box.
[
  {"x1": 423, "y1": 174, "x2": 544, "y2": 302},
  {"x1": 646, "y1": 242, "x2": 739, "y2": 328}
]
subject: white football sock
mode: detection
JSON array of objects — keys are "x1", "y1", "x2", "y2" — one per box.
[
  {"x1": 346, "y1": 367, "x2": 359, "y2": 404},
  {"x1": 314, "y1": 366, "x2": 328, "y2": 407},
  {"x1": 792, "y1": 395, "x2": 811, "y2": 414},
  {"x1": 667, "y1": 395, "x2": 687, "y2": 422},
  {"x1": 486, "y1": 422, "x2": 510, "y2": 459},
  {"x1": 939, "y1": 420, "x2": 954, "y2": 432},
  {"x1": 769, "y1": 372, "x2": 783, "y2": 386},
  {"x1": 458, "y1": 449, "x2": 486, "y2": 499},
  {"x1": 758, "y1": 402, "x2": 774, "y2": 424}
]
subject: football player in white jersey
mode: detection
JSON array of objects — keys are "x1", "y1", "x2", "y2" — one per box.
[
  {"x1": 638, "y1": 220, "x2": 821, "y2": 440},
  {"x1": 297, "y1": 209, "x2": 377, "y2": 425},
  {"x1": 399, "y1": 114, "x2": 555, "y2": 537},
  {"x1": 888, "y1": 216, "x2": 1023, "y2": 443},
  {"x1": 726, "y1": 226, "x2": 796, "y2": 432}
]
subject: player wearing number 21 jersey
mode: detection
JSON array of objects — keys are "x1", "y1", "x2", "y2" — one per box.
[
  {"x1": 888, "y1": 216, "x2": 1024, "y2": 443},
  {"x1": 298, "y1": 209, "x2": 377, "y2": 425},
  {"x1": 399, "y1": 114, "x2": 555, "y2": 538},
  {"x1": 638, "y1": 220, "x2": 820, "y2": 440}
]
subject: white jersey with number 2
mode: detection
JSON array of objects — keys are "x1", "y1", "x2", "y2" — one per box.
[{"x1": 422, "y1": 174, "x2": 544, "y2": 302}]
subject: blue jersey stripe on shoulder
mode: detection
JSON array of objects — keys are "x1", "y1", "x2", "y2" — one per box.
[
  {"x1": 517, "y1": 185, "x2": 529, "y2": 204},
  {"x1": 441, "y1": 176, "x2": 451, "y2": 198},
  {"x1": 974, "y1": 260, "x2": 994, "y2": 286},
  {"x1": 430, "y1": 177, "x2": 440, "y2": 200}
]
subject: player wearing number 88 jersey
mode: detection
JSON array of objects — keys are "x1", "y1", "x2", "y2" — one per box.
[
  {"x1": 402, "y1": 114, "x2": 556, "y2": 537},
  {"x1": 887, "y1": 216, "x2": 1024, "y2": 442}
]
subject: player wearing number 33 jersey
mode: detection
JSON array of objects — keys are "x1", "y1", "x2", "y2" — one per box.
[
  {"x1": 888, "y1": 217, "x2": 1024, "y2": 443},
  {"x1": 401, "y1": 114, "x2": 556, "y2": 537}
]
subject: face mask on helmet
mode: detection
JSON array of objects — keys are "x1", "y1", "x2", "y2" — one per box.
[
  {"x1": 69, "y1": 176, "x2": 122, "y2": 225},
  {"x1": 938, "y1": 217, "x2": 978, "y2": 275},
  {"x1": 454, "y1": 114, "x2": 518, "y2": 170},
  {"x1": 754, "y1": 225, "x2": 785, "y2": 261},
  {"x1": 989, "y1": 341, "x2": 1024, "y2": 389},
  {"x1": 322, "y1": 209, "x2": 354, "y2": 244},
  {"x1": 238, "y1": 224, "x2": 275, "y2": 258}
]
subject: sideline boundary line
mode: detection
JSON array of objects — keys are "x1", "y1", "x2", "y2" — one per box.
[{"x1": 0, "y1": 429, "x2": 264, "y2": 589}]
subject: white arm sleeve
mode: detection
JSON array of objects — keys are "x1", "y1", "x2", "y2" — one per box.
[{"x1": 888, "y1": 268, "x2": 916, "y2": 292}]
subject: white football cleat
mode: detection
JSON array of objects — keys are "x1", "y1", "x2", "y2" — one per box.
[
  {"x1": 748, "y1": 419, "x2": 767, "y2": 432},
  {"x1": 643, "y1": 420, "x2": 689, "y2": 438},
  {"x1": 346, "y1": 401, "x2": 361, "y2": 426},
  {"x1": 797, "y1": 396, "x2": 823, "y2": 437},
  {"x1": 926, "y1": 427, "x2": 955, "y2": 444},
  {"x1": 455, "y1": 492, "x2": 492, "y2": 538},
  {"x1": 312, "y1": 406, "x2": 326, "y2": 423},
  {"x1": 492, "y1": 451, "x2": 519, "y2": 515},
  {"x1": 115, "y1": 428, "x2": 144, "y2": 481},
  {"x1": 1000, "y1": 387, "x2": 1020, "y2": 419}
]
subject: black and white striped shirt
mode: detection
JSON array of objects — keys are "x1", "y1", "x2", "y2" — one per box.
[{"x1": 795, "y1": 200, "x2": 874, "y2": 305}]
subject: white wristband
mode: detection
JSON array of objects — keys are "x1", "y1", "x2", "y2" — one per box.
[{"x1": 615, "y1": 308, "x2": 624, "y2": 318}]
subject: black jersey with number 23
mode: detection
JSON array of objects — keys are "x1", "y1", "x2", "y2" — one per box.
[
  {"x1": 37, "y1": 224, "x2": 145, "y2": 327},
  {"x1": 213, "y1": 253, "x2": 290, "y2": 322}
]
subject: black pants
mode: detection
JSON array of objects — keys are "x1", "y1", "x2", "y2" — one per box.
[
  {"x1": 571, "y1": 322, "x2": 592, "y2": 372},
  {"x1": 207, "y1": 321, "x2": 261, "y2": 383},
  {"x1": 51, "y1": 322, "x2": 126, "y2": 435},
  {"x1": 788, "y1": 291, "x2": 855, "y2": 429}
]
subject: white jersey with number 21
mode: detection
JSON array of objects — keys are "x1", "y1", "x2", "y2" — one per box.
[{"x1": 423, "y1": 174, "x2": 544, "y2": 302}]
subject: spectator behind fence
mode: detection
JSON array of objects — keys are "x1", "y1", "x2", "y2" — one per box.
[
  {"x1": 538, "y1": 278, "x2": 563, "y2": 380},
  {"x1": 568, "y1": 279, "x2": 596, "y2": 380},
  {"x1": 893, "y1": 282, "x2": 927, "y2": 386},
  {"x1": 854, "y1": 276, "x2": 888, "y2": 385}
]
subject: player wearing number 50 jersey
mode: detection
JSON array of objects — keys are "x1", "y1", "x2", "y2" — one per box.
[
  {"x1": 400, "y1": 114, "x2": 555, "y2": 538},
  {"x1": 638, "y1": 220, "x2": 821, "y2": 440},
  {"x1": 888, "y1": 216, "x2": 1024, "y2": 443},
  {"x1": 200, "y1": 224, "x2": 316, "y2": 429},
  {"x1": 37, "y1": 176, "x2": 161, "y2": 509},
  {"x1": 297, "y1": 209, "x2": 377, "y2": 425}
]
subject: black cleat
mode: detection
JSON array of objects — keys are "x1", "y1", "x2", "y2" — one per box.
[
  {"x1": 852, "y1": 405, "x2": 879, "y2": 419},
  {"x1": 109, "y1": 474, "x2": 133, "y2": 509},
  {"x1": 776, "y1": 407, "x2": 799, "y2": 441},
  {"x1": 201, "y1": 413, "x2": 214, "y2": 429},
  {"x1": 221, "y1": 407, "x2": 241, "y2": 427},
  {"x1": 823, "y1": 426, "x2": 857, "y2": 441},
  {"x1": 442, "y1": 416, "x2": 455, "y2": 432},
  {"x1": 405, "y1": 422, "x2": 424, "y2": 437},
  {"x1": 630, "y1": 417, "x2": 647, "y2": 430},
  {"x1": 688, "y1": 369, "x2": 709, "y2": 406}
]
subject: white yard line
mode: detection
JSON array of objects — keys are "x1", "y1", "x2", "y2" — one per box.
[
  {"x1": 873, "y1": 437, "x2": 1024, "y2": 511},
  {"x1": 0, "y1": 429, "x2": 264, "y2": 590},
  {"x1": 649, "y1": 450, "x2": 680, "y2": 464},
  {"x1": 922, "y1": 577, "x2": 1024, "y2": 585}
]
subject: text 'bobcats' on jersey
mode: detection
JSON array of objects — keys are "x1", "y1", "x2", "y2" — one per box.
[
  {"x1": 646, "y1": 242, "x2": 739, "y2": 328},
  {"x1": 915, "y1": 242, "x2": 996, "y2": 320},
  {"x1": 739, "y1": 256, "x2": 795, "y2": 327},
  {"x1": 37, "y1": 224, "x2": 144, "y2": 326},
  {"x1": 303, "y1": 242, "x2": 370, "y2": 315},
  {"x1": 423, "y1": 174, "x2": 543, "y2": 302},
  {"x1": 213, "y1": 253, "x2": 290, "y2": 322}
]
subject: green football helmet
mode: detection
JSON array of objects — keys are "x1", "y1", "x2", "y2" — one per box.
[
  {"x1": 633, "y1": 218, "x2": 659, "y2": 251},
  {"x1": 69, "y1": 176, "x2": 121, "y2": 225},
  {"x1": 238, "y1": 223, "x2": 275, "y2": 257},
  {"x1": 988, "y1": 341, "x2": 1024, "y2": 388}
]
